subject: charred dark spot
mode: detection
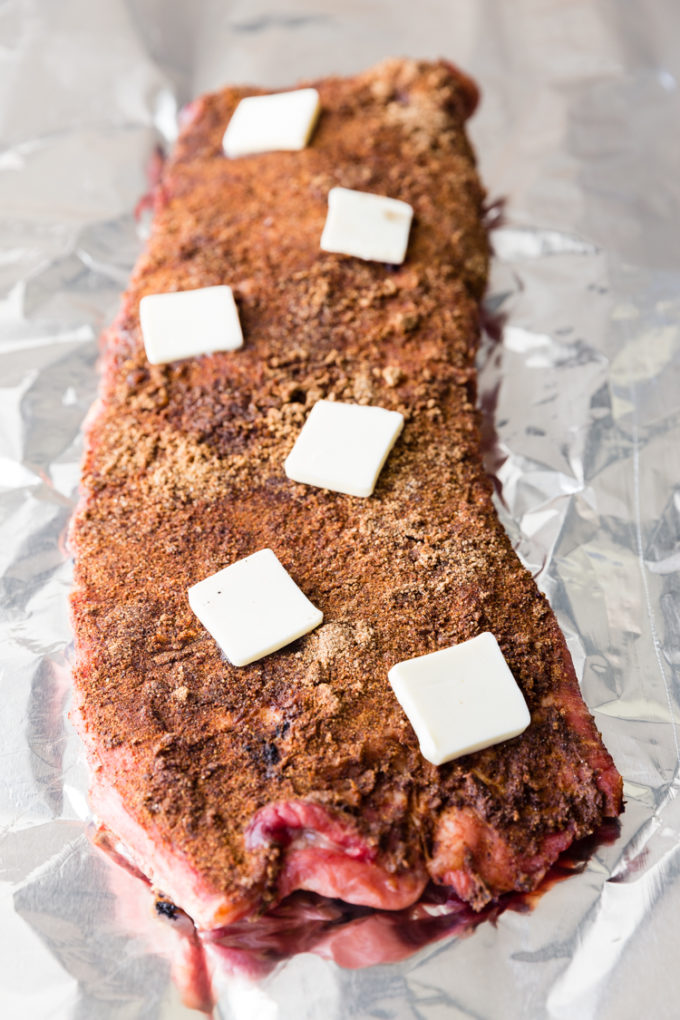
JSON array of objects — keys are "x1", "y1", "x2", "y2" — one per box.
[
  {"x1": 155, "y1": 899, "x2": 178, "y2": 920},
  {"x1": 264, "y1": 742, "x2": 280, "y2": 765},
  {"x1": 244, "y1": 739, "x2": 280, "y2": 767}
]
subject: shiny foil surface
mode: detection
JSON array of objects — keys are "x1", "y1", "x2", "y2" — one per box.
[{"x1": 2, "y1": 1, "x2": 679, "y2": 1017}]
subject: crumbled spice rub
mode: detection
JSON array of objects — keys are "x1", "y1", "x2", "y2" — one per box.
[{"x1": 70, "y1": 59, "x2": 622, "y2": 916}]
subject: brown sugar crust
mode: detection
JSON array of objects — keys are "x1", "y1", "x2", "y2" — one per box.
[{"x1": 70, "y1": 59, "x2": 622, "y2": 916}]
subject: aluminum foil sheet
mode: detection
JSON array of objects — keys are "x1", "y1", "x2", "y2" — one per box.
[{"x1": 2, "y1": 1, "x2": 679, "y2": 1017}]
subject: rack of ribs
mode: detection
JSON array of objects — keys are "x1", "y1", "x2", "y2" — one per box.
[{"x1": 69, "y1": 58, "x2": 623, "y2": 931}]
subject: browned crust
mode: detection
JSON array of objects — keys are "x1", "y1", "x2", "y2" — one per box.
[{"x1": 70, "y1": 58, "x2": 622, "y2": 914}]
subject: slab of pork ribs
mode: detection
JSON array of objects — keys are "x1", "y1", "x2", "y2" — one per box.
[{"x1": 70, "y1": 59, "x2": 623, "y2": 930}]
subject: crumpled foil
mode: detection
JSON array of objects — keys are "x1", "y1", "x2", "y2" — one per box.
[{"x1": 2, "y1": 1, "x2": 679, "y2": 1017}]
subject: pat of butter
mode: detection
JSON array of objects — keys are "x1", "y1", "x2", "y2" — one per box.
[
  {"x1": 388, "y1": 633, "x2": 531, "y2": 766},
  {"x1": 284, "y1": 399, "x2": 404, "y2": 498},
  {"x1": 222, "y1": 88, "x2": 321, "y2": 158},
  {"x1": 140, "y1": 285, "x2": 243, "y2": 365},
  {"x1": 320, "y1": 187, "x2": 414, "y2": 264},
  {"x1": 188, "y1": 549, "x2": 322, "y2": 667}
]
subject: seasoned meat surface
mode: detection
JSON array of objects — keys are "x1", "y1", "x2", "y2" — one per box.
[{"x1": 70, "y1": 58, "x2": 622, "y2": 928}]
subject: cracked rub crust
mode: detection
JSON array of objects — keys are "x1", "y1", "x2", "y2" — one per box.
[{"x1": 70, "y1": 58, "x2": 623, "y2": 929}]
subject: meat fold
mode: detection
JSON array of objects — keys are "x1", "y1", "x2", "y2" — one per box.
[{"x1": 69, "y1": 58, "x2": 623, "y2": 931}]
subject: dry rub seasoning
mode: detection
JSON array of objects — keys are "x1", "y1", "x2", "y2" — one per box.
[{"x1": 70, "y1": 59, "x2": 622, "y2": 928}]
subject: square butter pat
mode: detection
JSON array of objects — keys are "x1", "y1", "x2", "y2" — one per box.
[
  {"x1": 188, "y1": 549, "x2": 322, "y2": 667},
  {"x1": 388, "y1": 633, "x2": 531, "y2": 766},
  {"x1": 320, "y1": 187, "x2": 414, "y2": 264},
  {"x1": 140, "y1": 285, "x2": 243, "y2": 365},
  {"x1": 284, "y1": 400, "x2": 404, "y2": 498},
  {"x1": 223, "y1": 88, "x2": 320, "y2": 157}
]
